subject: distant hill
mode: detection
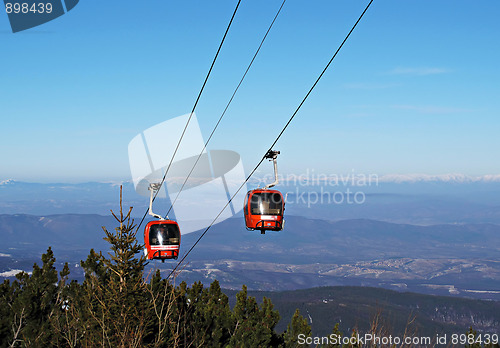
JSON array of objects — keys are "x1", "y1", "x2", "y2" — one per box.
[
  {"x1": 1, "y1": 214, "x2": 499, "y2": 300},
  {"x1": 0, "y1": 181, "x2": 148, "y2": 216},
  {"x1": 181, "y1": 216, "x2": 500, "y2": 263},
  {"x1": 224, "y1": 286, "x2": 500, "y2": 338},
  {"x1": 0, "y1": 214, "x2": 116, "y2": 261},
  {"x1": 170, "y1": 216, "x2": 500, "y2": 299}
]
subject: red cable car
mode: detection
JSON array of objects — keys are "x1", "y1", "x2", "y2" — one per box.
[
  {"x1": 244, "y1": 189, "x2": 284, "y2": 233},
  {"x1": 144, "y1": 183, "x2": 181, "y2": 262},
  {"x1": 144, "y1": 220, "x2": 180, "y2": 261},
  {"x1": 244, "y1": 150, "x2": 285, "y2": 234}
]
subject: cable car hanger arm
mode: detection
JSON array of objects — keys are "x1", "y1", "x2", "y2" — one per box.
[
  {"x1": 148, "y1": 183, "x2": 165, "y2": 220},
  {"x1": 264, "y1": 150, "x2": 280, "y2": 189}
]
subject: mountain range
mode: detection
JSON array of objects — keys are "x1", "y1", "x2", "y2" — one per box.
[{"x1": 1, "y1": 213, "x2": 498, "y2": 300}]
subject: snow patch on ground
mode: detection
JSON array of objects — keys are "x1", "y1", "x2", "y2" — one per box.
[{"x1": 0, "y1": 269, "x2": 31, "y2": 277}]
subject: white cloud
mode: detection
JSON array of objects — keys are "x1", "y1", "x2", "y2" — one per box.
[
  {"x1": 388, "y1": 67, "x2": 450, "y2": 76},
  {"x1": 343, "y1": 82, "x2": 401, "y2": 89},
  {"x1": 391, "y1": 104, "x2": 471, "y2": 114}
]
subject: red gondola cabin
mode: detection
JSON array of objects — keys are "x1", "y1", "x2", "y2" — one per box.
[
  {"x1": 144, "y1": 220, "x2": 180, "y2": 261},
  {"x1": 244, "y1": 189, "x2": 285, "y2": 233}
]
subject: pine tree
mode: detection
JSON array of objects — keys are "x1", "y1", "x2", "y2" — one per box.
[
  {"x1": 200, "y1": 279, "x2": 233, "y2": 346},
  {"x1": 146, "y1": 269, "x2": 186, "y2": 347},
  {"x1": 465, "y1": 327, "x2": 482, "y2": 348},
  {"x1": 78, "y1": 186, "x2": 149, "y2": 347},
  {"x1": 0, "y1": 278, "x2": 19, "y2": 347},
  {"x1": 51, "y1": 270, "x2": 85, "y2": 348},
  {"x1": 182, "y1": 279, "x2": 233, "y2": 347},
  {"x1": 0, "y1": 248, "x2": 62, "y2": 347},
  {"x1": 283, "y1": 308, "x2": 312, "y2": 347},
  {"x1": 321, "y1": 323, "x2": 343, "y2": 348},
  {"x1": 229, "y1": 285, "x2": 282, "y2": 347}
]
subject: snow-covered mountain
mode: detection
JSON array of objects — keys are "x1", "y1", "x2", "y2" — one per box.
[
  {"x1": 378, "y1": 173, "x2": 500, "y2": 183},
  {"x1": 2, "y1": 176, "x2": 500, "y2": 224}
]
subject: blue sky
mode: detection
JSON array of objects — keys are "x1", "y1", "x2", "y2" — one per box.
[{"x1": 1, "y1": 0, "x2": 499, "y2": 183}]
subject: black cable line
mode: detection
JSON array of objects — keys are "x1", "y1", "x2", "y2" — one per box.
[
  {"x1": 165, "y1": 0, "x2": 287, "y2": 218},
  {"x1": 135, "y1": 0, "x2": 242, "y2": 233},
  {"x1": 167, "y1": 0, "x2": 374, "y2": 279},
  {"x1": 167, "y1": 157, "x2": 265, "y2": 279}
]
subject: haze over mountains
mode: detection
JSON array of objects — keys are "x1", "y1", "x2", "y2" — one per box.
[{"x1": 2, "y1": 177, "x2": 500, "y2": 224}]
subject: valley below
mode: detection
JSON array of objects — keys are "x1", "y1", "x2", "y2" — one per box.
[{"x1": 1, "y1": 213, "x2": 499, "y2": 301}]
